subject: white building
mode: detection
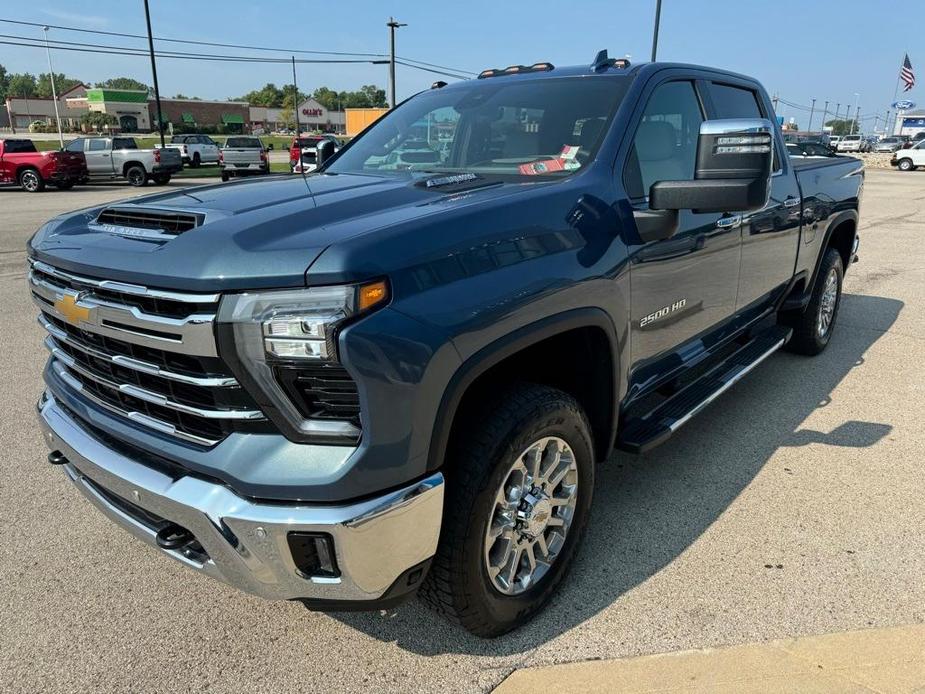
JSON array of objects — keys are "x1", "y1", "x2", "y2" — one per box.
[
  {"x1": 249, "y1": 97, "x2": 346, "y2": 134},
  {"x1": 895, "y1": 110, "x2": 925, "y2": 139}
]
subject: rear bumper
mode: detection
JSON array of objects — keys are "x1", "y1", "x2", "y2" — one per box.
[{"x1": 37, "y1": 391, "x2": 444, "y2": 605}]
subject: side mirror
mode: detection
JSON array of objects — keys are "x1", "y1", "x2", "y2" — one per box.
[
  {"x1": 650, "y1": 118, "x2": 774, "y2": 214},
  {"x1": 316, "y1": 139, "x2": 336, "y2": 167}
]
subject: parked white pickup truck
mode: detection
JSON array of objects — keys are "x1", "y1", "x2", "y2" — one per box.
[
  {"x1": 166, "y1": 134, "x2": 221, "y2": 168},
  {"x1": 63, "y1": 136, "x2": 182, "y2": 186},
  {"x1": 219, "y1": 136, "x2": 269, "y2": 181}
]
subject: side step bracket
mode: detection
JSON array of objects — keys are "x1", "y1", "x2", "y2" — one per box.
[{"x1": 618, "y1": 325, "x2": 792, "y2": 453}]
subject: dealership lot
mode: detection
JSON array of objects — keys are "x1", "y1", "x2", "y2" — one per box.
[{"x1": 1, "y1": 170, "x2": 923, "y2": 693}]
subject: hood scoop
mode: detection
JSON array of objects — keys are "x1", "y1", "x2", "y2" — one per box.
[{"x1": 93, "y1": 207, "x2": 205, "y2": 241}]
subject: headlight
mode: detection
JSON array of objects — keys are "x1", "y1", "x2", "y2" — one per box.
[{"x1": 217, "y1": 280, "x2": 388, "y2": 444}]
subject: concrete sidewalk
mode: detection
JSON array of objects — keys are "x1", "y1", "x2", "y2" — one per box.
[{"x1": 494, "y1": 623, "x2": 925, "y2": 693}]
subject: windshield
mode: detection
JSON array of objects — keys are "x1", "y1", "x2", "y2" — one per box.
[{"x1": 328, "y1": 76, "x2": 629, "y2": 180}]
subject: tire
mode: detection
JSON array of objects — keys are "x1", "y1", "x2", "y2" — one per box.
[
  {"x1": 18, "y1": 168, "x2": 44, "y2": 192},
  {"x1": 419, "y1": 383, "x2": 595, "y2": 637},
  {"x1": 152, "y1": 174, "x2": 171, "y2": 185},
  {"x1": 191, "y1": 153, "x2": 201, "y2": 168},
  {"x1": 898, "y1": 158, "x2": 914, "y2": 171},
  {"x1": 220, "y1": 172, "x2": 230, "y2": 182},
  {"x1": 52, "y1": 180, "x2": 75, "y2": 190},
  {"x1": 126, "y1": 165, "x2": 147, "y2": 187},
  {"x1": 781, "y1": 248, "x2": 844, "y2": 356}
]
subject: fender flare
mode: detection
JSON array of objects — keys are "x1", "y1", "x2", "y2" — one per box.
[
  {"x1": 809, "y1": 208, "x2": 858, "y2": 289},
  {"x1": 425, "y1": 307, "x2": 621, "y2": 471}
]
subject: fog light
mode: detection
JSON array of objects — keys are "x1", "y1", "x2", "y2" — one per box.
[{"x1": 288, "y1": 532, "x2": 340, "y2": 579}]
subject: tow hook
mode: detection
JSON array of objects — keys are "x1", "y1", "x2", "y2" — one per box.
[
  {"x1": 155, "y1": 524, "x2": 196, "y2": 551},
  {"x1": 48, "y1": 450, "x2": 69, "y2": 465}
]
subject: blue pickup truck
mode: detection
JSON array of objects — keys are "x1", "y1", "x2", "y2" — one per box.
[{"x1": 29, "y1": 51, "x2": 862, "y2": 637}]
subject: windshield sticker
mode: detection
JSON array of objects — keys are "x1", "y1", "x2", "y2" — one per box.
[{"x1": 560, "y1": 145, "x2": 581, "y2": 160}]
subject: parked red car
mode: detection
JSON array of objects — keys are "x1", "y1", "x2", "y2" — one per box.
[
  {"x1": 288, "y1": 134, "x2": 341, "y2": 171},
  {"x1": 0, "y1": 138, "x2": 87, "y2": 192}
]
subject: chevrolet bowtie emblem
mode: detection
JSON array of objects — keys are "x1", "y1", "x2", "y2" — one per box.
[{"x1": 54, "y1": 293, "x2": 91, "y2": 326}]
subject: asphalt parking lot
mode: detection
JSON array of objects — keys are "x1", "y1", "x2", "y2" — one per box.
[{"x1": 1, "y1": 170, "x2": 923, "y2": 693}]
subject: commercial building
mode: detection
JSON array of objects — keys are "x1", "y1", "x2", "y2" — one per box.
[
  {"x1": 249, "y1": 98, "x2": 346, "y2": 134},
  {"x1": 345, "y1": 107, "x2": 389, "y2": 136},
  {"x1": 895, "y1": 110, "x2": 925, "y2": 139},
  {"x1": 3, "y1": 83, "x2": 88, "y2": 130}
]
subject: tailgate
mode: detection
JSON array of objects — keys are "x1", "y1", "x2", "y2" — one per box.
[
  {"x1": 157, "y1": 148, "x2": 182, "y2": 166},
  {"x1": 222, "y1": 149, "x2": 262, "y2": 165}
]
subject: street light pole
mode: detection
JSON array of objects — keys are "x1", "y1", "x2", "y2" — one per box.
[
  {"x1": 387, "y1": 17, "x2": 407, "y2": 109},
  {"x1": 41, "y1": 26, "x2": 64, "y2": 148},
  {"x1": 143, "y1": 0, "x2": 166, "y2": 148},
  {"x1": 808, "y1": 98, "x2": 816, "y2": 133},
  {"x1": 821, "y1": 100, "x2": 829, "y2": 133},
  {"x1": 650, "y1": 0, "x2": 663, "y2": 62}
]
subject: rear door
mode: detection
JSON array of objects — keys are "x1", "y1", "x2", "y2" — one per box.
[
  {"x1": 624, "y1": 77, "x2": 742, "y2": 379},
  {"x1": 704, "y1": 81, "x2": 801, "y2": 310},
  {"x1": 84, "y1": 138, "x2": 114, "y2": 175}
]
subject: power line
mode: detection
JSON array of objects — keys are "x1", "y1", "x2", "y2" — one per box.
[{"x1": 0, "y1": 16, "x2": 477, "y2": 77}]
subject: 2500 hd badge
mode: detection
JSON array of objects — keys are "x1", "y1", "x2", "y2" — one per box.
[{"x1": 640, "y1": 299, "x2": 687, "y2": 328}]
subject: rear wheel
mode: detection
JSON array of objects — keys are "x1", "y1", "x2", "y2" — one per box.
[
  {"x1": 220, "y1": 172, "x2": 230, "y2": 182},
  {"x1": 191, "y1": 153, "x2": 201, "y2": 168},
  {"x1": 126, "y1": 165, "x2": 147, "y2": 187},
  {"x1": 152, "y1": 174, "x2": 171, "y2": 185},
  {"x1": 18, "y1": 168, "x2": 44, "y2": 192},
  {"x1": 781, "y1": 248, "x2": 844, "y2": 355},
  {"x1": 52, "y1": 180, "x2": 75, "y2": 190},
  {"x1": 419, "y1": 383, "x2": 594, "y2": 637}
]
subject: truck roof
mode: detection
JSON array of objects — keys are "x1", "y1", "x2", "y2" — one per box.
[{"x1": 437, "y1": 54, "x2": 759, "y2": 92}]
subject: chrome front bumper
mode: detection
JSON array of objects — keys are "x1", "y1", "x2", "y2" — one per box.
[{"x1": 37, "y1": 392, "x2": 444, "y2": 603}]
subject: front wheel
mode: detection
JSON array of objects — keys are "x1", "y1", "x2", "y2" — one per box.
[
  {"x1": 126, "y1": 165, "x2": 147, "y2": 187},
  {"x1": 419, "y1": 383, "x2": 594, "y2": 637},
  {"x1": 898, "y1": 158, "x2": 915, "y2": 171},
  {"x1": 220, "y1": 172, "x2": 230, "y2": 182},
  {"x1": 781, "y1": 247, "x2": 844, "y2": 355}
]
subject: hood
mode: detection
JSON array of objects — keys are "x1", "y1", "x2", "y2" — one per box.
[{"x1": 28, "y1": 172, "x2": 516, "y2": 292}]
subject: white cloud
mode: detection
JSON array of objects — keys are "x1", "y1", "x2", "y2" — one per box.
[{"x1": 41, "y1": 9, "x2": 110, "y2": 28}]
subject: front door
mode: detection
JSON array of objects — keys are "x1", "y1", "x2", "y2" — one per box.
[
  {"x1": 83, "y1": 138, "x2": 113, "y2": 175},
  {"x1": 624, "y1": 79, "x2": 742, "y2": 387},
  {"x1": 119, "y1": 115, "x2": 138, "y2": 132}
]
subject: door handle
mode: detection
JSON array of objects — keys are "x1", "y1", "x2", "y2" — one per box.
[
  {"x1": 101, "y1": 154, "x2": 110, "y2": 158},
  {"x1": 716, "y1": 215, "x2": 742, "y2": 230},
  {"x1": 783, "y1": 197, "x2": 800, "y2": 208}
]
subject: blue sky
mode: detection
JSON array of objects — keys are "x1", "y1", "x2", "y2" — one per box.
[{"x1": 2, "y1": 0, "x2": 923, "y2": 131}]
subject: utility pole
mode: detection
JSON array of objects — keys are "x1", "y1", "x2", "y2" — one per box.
[
  {"x1": 41, "y1": 26, "x2": 63, "y2": 148},
  {"x1": 650, "y1": 0, "x2": 663, "y2": 62},
  {"x1": 835, "y1": 103, "x2": 840, "y2": 125},
  {"x1": 291, "y1": 57, "x2": 301, "y2": 137},
  {"x1": 143, "y1": 0, "x2": 165, "y2": 148},
  {"x1": 387, "y1": 17, "x2": 407, "y2": 109},
  {"x1": 807, "y1": 98, "x2": 816, "y2": 133},
  {"x1": 821, "y1": 100, "x2": 829, "y2": 132},
  {"x1": 850, "y1": 93, "x2": 860, "y2": 135},
  {"x1": 772, "y1": 92, "x2": 779, "y2": 112},
  {"x1": 855, "y1": 106, "x2": 861, "y2": 136}
]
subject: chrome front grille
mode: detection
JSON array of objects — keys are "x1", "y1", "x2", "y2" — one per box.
[{"x1": 30, "y1": 260, "x2": 265, "y2": 447}]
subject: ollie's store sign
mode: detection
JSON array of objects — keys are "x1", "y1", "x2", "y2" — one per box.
[{"x1": 301, "y1": 107, "x2": 324, "y2": 118}]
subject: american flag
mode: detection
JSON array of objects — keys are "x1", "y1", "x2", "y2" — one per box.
[{"x1": 901, "y1": 54, "x2": 915, "y2": 92}]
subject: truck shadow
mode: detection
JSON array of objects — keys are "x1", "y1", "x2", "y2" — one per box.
[{"x1": 328, "y1": 293, "x2": 902, "y2": 656}]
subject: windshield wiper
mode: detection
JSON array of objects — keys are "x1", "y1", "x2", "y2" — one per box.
[{"x1": 420, "y1": 172, "x2": 481, "y2": 188}]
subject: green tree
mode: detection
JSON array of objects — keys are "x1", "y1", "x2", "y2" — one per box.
[
  {"x1": 234, "y1": 83, "x2": 284, "y2": 107},
  {"x1": 0, "y1": 64, "x2": 8, "y2": 101},
  {"x1": 281, "y1": 83, "x2": 308, "y2": 109},
  {"x1": 279, "y1": 106, "x2": 295, "y2": 131},
  {"x1": 312, "y1": 86, "x2": 340, "y2": 110},
  {"x1": 96, "y1": 77, "x2": 149, "y2": 92},
  {"x1": 80, "y1": 111, "x2": 118, "y2": 132},
  {"x1": 358, "y1": 84, "x2": 387, "y2": 108},
  {"x1": 7, "y1": 72, "x2": 37, "y2": 98},
  {"x1": 825, "y1": 118, "x2": 858, "y2": 136},
  {"x1": 36, "y1": 72, "x2": 83, "y2": 98},
  {"x1": 172, "y1": 93, "x2": 201, "y2": 100}
]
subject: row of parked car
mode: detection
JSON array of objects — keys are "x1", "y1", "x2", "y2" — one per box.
[{"x1": 829, "y1": 132, "x2": 925, "y2": 153}]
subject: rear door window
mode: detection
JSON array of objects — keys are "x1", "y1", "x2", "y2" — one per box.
[
  {"x1": 709, "y1": 84, "x2": 763, "y2": 119},
  {"x1": 88, "y1": 139, "x2": 109, "y2": 152}
]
